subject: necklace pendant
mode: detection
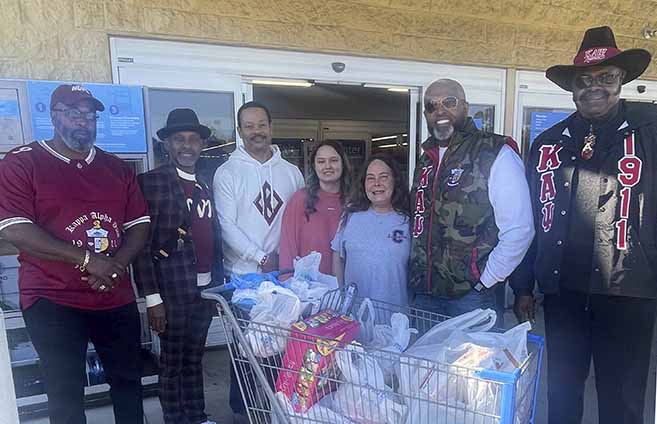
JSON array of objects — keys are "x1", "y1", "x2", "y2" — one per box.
[
  {"x1": 581, "y1": 142, "x2": 594, "y2": 160},
  {"x1": 581, "y1": 127, "x2": 596, "y2": 160}
]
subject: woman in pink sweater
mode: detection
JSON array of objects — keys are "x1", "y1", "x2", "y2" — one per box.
[{"x1": 279, "y1": 141, "x2": 352, "y2": 276}]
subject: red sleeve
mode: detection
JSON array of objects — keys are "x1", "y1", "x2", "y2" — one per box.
[
  {"x1": 278, "y1": 190, "x2": 305, "y2": 275},
  {"x1": 505, "y1": 136, "x2": 520, "y2": 155},
  {"x1": 122, "y1": 165, "x2": 150, "y2": 230},
  {"x1": 0, "y1": 149, "x2": 36, "y2": 231}
]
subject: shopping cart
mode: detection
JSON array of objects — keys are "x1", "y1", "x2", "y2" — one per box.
[{"x1": 202, "y1": 285, "x2": 544, "y2": 424}]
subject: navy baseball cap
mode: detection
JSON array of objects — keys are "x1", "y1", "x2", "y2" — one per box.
[{"x1": 50, "y1": 84, "x2": 105, "y2": 111}]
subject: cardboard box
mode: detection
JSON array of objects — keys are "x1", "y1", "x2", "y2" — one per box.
[{"x1": 275, "y1": 310, "x2": 359, "y2": 412}]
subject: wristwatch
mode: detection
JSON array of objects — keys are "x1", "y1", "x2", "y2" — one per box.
[
  {"x1": 473, "y1": 282, "x2": 486, "y2": 292},
  {"x1": 259, "y1": 254, "x2": 269, "y2": 267}
]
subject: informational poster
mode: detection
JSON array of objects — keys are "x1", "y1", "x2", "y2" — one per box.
[
  {"x1": 0, "y1": 88, "x2": 24, "y2": 146},
  {"x1": 27, "y1": 81, "x2": 147, "y2": 153},
  {"x1": 529, "y1": 111, "x2": 572, "y2": 145}
]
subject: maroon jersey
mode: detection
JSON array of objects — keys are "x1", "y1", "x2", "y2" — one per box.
[
  {"x1": 0, "y1": 141, "x2": 150, "y2": 310},
  {"x1": 179, "y1": 173, "x2": 215, "y2": 274}
]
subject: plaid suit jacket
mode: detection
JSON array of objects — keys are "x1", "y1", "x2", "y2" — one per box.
[{"x1": 133, "y1": 164, "x2": 224, "y2": 304}]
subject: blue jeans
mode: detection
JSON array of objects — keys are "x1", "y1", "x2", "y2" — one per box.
[{"x1": 412, "y1": 284, "x2": 505, "y2": 329}]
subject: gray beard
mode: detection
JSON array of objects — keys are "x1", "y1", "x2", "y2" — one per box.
[
  {"x1": 432, "y1": 125, "x2": 454, "y2": 142},
  {"x1": 57, "y1": 127, "x2": 93, "y2": 153}
]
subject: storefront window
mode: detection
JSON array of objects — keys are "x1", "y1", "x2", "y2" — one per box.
[
  {"x1": 147, "y1": 88, "x2": 236, "y2": 183},
  {"x1": 521, "y1": 107, "x2": 573, "y2": 156},
  {"x1": 469, "y1": 104, "x2": 495, "y2": 133},
  {"x1": 0, "y1": 88, "x2": 25, "y2": 149}
]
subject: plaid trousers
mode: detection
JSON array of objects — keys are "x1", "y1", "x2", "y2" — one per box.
[{"x1": 159, "y1": 298, "x2": 214, "y2": 424}]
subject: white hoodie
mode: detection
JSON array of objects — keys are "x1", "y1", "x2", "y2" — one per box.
[{"x1": 213, "y1": 144, "x2": 304, "y2": 275}]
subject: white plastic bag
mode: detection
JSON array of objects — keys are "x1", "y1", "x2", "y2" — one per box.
[
  {"x1": 286, "y1": 252, "x2": 339, "y2": 314},
  {"x1": 356, "y1": 298, "x2": 376, "y2": 345},
  {"x1": 370, "y1": 313, "x2": 418, "y2": 377},
  {"x1": 399, "y1": 310, "x2": 531, "y2": 424},
  {"x1": 273, "y1": 391, "x2": 356, "y2": 424},
  {"x1": 231, "y1": 288, "x2": 259, "y2": 305},
  {"x1": 293, "y1": 251, "x2": 323, "y2": 281},
  {"x1": 244, "y1": 282, "x2": 301, "y2": 358},
  {"x1": 402, "y1": 308, "x2": 497, "y2": 367},
  {"x1": 445, "y1": 320, "x2": 532, "y2": 373},
  {"x1": 333, "y1": 345, "x2": 407, "y2": 424}
]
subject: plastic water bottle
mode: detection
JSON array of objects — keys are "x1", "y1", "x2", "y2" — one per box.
[{"x1": 340, "y1": 284, "x2": 357, "y2": 316}]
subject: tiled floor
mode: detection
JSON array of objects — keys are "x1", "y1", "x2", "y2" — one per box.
[{"x1": 20, "y1": 304, "x2": 657, "y2": 424}]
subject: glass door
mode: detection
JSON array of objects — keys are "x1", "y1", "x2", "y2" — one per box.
[
  {"x1": 116, "y1": 67, "x2": 246, "y2": 174},
  {"x1": 514, "y1": 91, "x2": 575, "y2": 158},
  {"x1": 515, "y1": 71, "x2": 577, "y2": 157}
]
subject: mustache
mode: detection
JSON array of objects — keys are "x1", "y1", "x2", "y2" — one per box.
[
  {"x1": 71, "y1": 129, "x2": 92, "y2": 140},
  {"x1": 580, "y1": 89, "x2": 608, "y2": 100}
]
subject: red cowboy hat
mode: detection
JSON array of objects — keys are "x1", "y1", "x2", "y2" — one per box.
[{"x1": 546, "y1": 26, "x2": 651, "y2": 92}]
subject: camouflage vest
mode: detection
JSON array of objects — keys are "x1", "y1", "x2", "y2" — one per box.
[{"x1": 409, "y1": 118, "x2": 507, "y2": 298}]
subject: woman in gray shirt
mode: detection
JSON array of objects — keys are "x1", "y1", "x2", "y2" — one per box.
[{"x1": 332, "y1": 155, "x2": 411, "y2": 306}]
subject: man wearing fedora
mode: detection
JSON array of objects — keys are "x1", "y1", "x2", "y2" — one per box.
[
  {"x1": 511, "y1": 26, "x2": 657, "y2": 424},
  {"x1": 133, "y1": 108, "x2": 224, "y2": 424}
]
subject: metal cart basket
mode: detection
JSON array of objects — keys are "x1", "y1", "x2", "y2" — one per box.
[{"x1": 202, "y1": 286, "x2": 544, "y2": 424}]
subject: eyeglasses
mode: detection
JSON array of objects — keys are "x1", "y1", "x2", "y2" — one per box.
[
  {"x1": 574, "y1": 72, "x2": 623, "y2": 89},
  {"x1": 424, "y1": 96, "x2": 460, "y2": 113},
  {"x1": 53, "y1": 108, "x2": 99, "y2": 121}
]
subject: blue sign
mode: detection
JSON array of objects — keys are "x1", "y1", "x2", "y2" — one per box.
[
  {"x1": 529, "y1": 111, "x2": 572, "y2": 146},
  {"x1": 27, "y1": 81, "x2": 147, "y2": 153},
  {"x1": 0, "y1": 99, "x2": 19, "y2": 117}
]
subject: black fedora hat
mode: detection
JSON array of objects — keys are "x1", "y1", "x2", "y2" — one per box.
[
  {"x1": 156, "y1": 108, "x2": 211, "y2": 141},
  {"x1": 546, "y1": 26, "x2": 651, "y2": 92}
]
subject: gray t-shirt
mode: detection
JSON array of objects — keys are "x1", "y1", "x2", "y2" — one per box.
[{"x1": 331, "y1": 208, "x2": 411, "y2": 306}]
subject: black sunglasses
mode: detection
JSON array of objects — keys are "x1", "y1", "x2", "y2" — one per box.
[
  {"x1": 574, "y1": 72, "x2": 623, "y2": 89},
  {"x1": 424, "y1": 96, "x2": 460, "y2": 113}
]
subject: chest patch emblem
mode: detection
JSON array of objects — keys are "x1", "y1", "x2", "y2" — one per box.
[
  {"x1": 86, "y1": 220, "x2": 109, "y2": 253},
  {"x1": 447, "y1": 167, "x2": 464, "y2": 187}
]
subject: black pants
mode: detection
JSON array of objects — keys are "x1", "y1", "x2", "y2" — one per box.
[
  {"x1": 23, "y1": 298, "x2": 143, "y2": 424},
  {"x1": 543, "y1": 289, "x2": 656, "y2": 424},
  {"x1": 158, "y1": 299, "x2": 213, "y2": 424}
]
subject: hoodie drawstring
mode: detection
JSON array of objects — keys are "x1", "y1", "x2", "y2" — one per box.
[{"x1": 269, "y1": 164, "x2": 274, "y2": 213}]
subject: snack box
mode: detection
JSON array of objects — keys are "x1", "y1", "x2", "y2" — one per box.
[{"x1": 275, "y1": 310, "x2": 360, "y2": 412}]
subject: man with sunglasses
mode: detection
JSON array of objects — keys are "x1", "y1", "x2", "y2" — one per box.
[
  {"x1": 409, "y1": 78, "x2": 534, "y2": 326},
  {"x1": 510, "y1": 26, "x2": 657, "y2": 424},
  {"x1": 0, "y1": 84, "x2": 150, "y2": 423}
]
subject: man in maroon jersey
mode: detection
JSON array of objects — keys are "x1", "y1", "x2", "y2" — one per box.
[
  {"x1": 0, "y1": 84, "x2": 150, "y2": 424},
  {"x1": 133, "y1": 109, "x2": 223, "y2": 424}
]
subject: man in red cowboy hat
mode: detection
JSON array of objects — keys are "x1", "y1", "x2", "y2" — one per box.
[{"x1": 510, "y1": 26, "x2": 656, "y2": 424}]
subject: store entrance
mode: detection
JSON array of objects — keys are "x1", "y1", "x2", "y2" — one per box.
[{"x1": 253, "y1": 82, "x2": 411, "y2": 180}]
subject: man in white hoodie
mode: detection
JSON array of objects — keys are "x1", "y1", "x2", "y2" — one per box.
[
  {"x1": 214, "y1": 101, "x2": 304, "y2": 419},
  {"x1": 214, "y1": 101, "x2": 304, "y2": 275}
]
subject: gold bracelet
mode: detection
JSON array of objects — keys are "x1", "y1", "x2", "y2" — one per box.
[{"x1": 80, "y1": 250, "x2": 91, "y2": 272}]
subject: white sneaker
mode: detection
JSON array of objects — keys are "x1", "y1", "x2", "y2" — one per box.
[{"x1": 199, "y1": 421, "x2": 217, "y2": 424}]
